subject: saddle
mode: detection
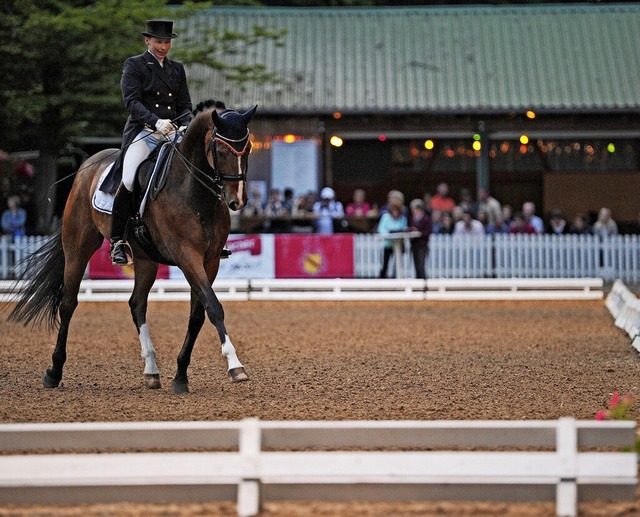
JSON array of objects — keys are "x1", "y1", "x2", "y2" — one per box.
[{"x1": 129, "y1": 141, "x2": 179, "y2": 266}]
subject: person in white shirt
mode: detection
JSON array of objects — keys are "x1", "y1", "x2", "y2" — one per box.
[{"x1": 453, "y1": 209, "x2": 485, "y2": 237}]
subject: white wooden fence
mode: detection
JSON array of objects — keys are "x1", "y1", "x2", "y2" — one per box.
[
  {"x1": 355, "y1": 233, "x2": 640, "y2": 281},
  {"x1": 0, "y1": 418, "x2": 635, "y2": 517},
  {"x1": 605, "y1": 279, "x2": 640, "y2": 351},
  {"x1": 1, "y1": 234, "x2": 639, "y2": 282}
]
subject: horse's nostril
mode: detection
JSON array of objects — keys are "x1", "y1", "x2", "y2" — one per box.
[{"x1": 229, "y1": 201, "x2": 239, "y2": 211}]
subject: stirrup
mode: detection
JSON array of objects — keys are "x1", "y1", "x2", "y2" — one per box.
[{"x1": 110, "y1": 239, "x2": 133, "y2": 266}]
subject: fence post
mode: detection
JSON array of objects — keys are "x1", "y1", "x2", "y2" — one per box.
[
  {"x1": 238, "y1": 417, "x2": 262, "y2": 517},
  {"x1": 556, "y1": 417, "x2": 578, "y2": 517},
  {"x1": 0, "y1": 236, "x2": 8, "y2": 279}
]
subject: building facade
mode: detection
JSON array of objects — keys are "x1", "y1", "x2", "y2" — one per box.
[{"x1": 182, "y1": 5, "x2": 640, "y2": 229}]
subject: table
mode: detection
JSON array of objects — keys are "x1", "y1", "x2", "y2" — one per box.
[{"x1": 376, "y1": 231, "x2": 421, "y2": 278}]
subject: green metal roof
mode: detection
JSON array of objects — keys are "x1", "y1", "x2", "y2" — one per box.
[{"x1": 182, "y1": 4, "x2": 640, "y2": 115}]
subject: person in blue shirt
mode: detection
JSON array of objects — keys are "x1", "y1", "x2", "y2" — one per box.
[
  {"x1": 377, "y1": 202, "x2": 408, "y2": 278},
  {"x1": 1, "y1": 196, "x2": 27, "y2": 238}
]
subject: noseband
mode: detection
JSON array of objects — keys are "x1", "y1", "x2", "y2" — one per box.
[{"x1": 208, "y1": 129, "x2": 252, "y2": 184}]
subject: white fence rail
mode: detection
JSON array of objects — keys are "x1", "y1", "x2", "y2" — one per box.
[
  {"x1": 605, "y1": 279, "x2": 640, "y2": 351},
  {"x1": 0, "y1": 277, "x2": 604, "y2": 302},
  {"x1": 1, "y1": 234, "x2": 639, "y2": 282},
  {"x1": 0, "y1": 418, "x2": 635, "y2": 517}
]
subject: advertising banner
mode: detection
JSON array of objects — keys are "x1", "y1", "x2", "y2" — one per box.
[
  {"x1": 88, "y1": 239, "x2": 170, "y2": 279},
  {"x1": 275, "y1": 234, "x2": 354, "y2": 278},
  {"x1": 169, "y1": 234, "x2": 275, "y2": 280}
]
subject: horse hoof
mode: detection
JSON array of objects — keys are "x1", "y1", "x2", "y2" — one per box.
[
  {"x1": 42, "y1": 370, "x2": 60, "y2": 388},
  {"x1": 171, "y1": 378, "x2": 189, "y2": 394},
  {"x1": 144, "y1": 374, "x2": 161, "y2": 389},
  {"x1": 229, "y1": 367, "x2": 249, "y2": 383}
]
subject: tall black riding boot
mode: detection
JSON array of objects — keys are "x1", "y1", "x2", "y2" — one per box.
[{"x1": 109, "y1": 186, "x2": 134, "y2": 265}]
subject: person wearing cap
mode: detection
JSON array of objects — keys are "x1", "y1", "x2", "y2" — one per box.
[
  {"x1": 103, "y1": 19, "x2": 193, "y2": 265},
  {"x1": 312, "y1": 187, "x2": 345, "y2": 234},
  {"x1": 546, "y1": 208, "x2": 568, "y2": 235}
]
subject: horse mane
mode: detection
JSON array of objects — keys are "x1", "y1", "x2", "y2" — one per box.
[{"x1": 180, "y1": 111, "x2": 213, "y2": 156}]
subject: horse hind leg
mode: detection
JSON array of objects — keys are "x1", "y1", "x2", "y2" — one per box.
[{"x1": 129, "y1": 260, "x2": 161, "y2": 389}]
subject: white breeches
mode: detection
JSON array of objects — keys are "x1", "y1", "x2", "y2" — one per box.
[{"x1": 122, "y1": 129, "x2": 167, "y2": 191}]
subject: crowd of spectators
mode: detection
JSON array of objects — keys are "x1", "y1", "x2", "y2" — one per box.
[{"x1": 241, "y1": 181, "x2": 623, "y2": 241}]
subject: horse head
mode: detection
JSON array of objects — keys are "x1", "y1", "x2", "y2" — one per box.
[{"x1": 209, "y1": 106, "x2": 258, "y2": 211}]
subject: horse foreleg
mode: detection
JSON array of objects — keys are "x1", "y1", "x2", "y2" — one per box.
[
  {"x1": 176, "y1": 264, "x2": 249, "y2": 391},
  {"x1": 172, "y1": 293, "x2": 206, "y2": 394},
  {"x1": 129, "y1": 260, "x2": 161, "y2": 389}
]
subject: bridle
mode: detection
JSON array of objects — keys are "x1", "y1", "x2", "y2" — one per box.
[{"x1": 208, "y1": 128, "x2": 252, "y2": 185}]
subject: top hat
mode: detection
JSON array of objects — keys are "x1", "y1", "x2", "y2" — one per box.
[{"x1": 142, "y1": 20, "x2": 177, "y2": 39}]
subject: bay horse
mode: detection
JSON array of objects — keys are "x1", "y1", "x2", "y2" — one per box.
[{"x1": 8, "y1": 105, "x2": 257, "y2": 393}]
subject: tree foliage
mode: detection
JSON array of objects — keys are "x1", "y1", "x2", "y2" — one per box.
[{"x1": 0, "y1": 0, "x2": 285, "y2": 153}]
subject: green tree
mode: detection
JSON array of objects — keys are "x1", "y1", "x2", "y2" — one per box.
[{"x1": 0, "y1": 0, "x2": 285, "y2": 232}]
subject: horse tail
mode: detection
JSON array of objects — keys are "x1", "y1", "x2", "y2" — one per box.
[{"x1": 8, "y1": 228, "x2": 65, "y2": 331}]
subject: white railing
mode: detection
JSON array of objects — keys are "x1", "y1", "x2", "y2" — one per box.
[
  {"x1": 0, "y1": 235, "x2": 49, "y2": 279},
  {"x1": 356, "y1": 233, "x2": 640, "y2": 281},
  {"x1": 1, "y1": 234, "x2": 639, "y2": 282},
  {"x1": 0, "y1": 418, "x2": 635, "y2": 517},
  {"x1": 0, "y1": 277, "x2": 605, "y2": 302}
]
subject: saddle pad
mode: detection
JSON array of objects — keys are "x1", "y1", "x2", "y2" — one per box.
[
  {"x1": 93, "y1": 164, "x2": 115, "y2": 214},
  {"x1": 92, "y1": 162, "x2": 157, "y2": 217}
]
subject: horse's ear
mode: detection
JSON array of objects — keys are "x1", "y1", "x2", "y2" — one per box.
[
  {"x1": 242, "y1": 105, "x2": 258, "y2": 124},
  {"x1": 211, "y1": 109, "x2": 220, "y2": 128}
]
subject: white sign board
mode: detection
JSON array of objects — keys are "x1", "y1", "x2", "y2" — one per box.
[{"x1": 270, "y1": 140, "x2": 318, "y2": 195}]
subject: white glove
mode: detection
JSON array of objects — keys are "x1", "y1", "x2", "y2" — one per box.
[
  {"x1": 155, "y1": 119, "x2": 174, "y2": 136},
  {"x1": 177, "y1": 126, "x2": 187, "y2": 133}
]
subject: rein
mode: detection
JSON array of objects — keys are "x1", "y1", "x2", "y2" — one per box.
[{"x1": 166, "y1": 125, "x2": 251, "y2": 201}]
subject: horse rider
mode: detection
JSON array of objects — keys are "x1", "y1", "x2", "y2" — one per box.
[{"x1": 102, "y1": 19, "x2": 193, "y2": 265}]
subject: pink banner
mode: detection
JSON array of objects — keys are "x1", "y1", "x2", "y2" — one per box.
[
  {"x1": 275, "y1": 234, "x2": 354, "y2": 278},
  {"x1": 88, "y1": 239, "x2": 170, "y2": 280}
]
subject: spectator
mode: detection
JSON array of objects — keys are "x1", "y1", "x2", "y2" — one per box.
[
  {"x1": 430, "y1": 182, "x2": 455, "y2": 213},
  {"x1": 377, "y1": 202, "x2": 408, "y2": 278},
  {"x1": 436, "y1": 211, "x2": 454, "y2": 234},
  {"x1": 592, "y1": 207, "x2": 618, "y2": 239},
  {"x1": 546, "y1": 209, "x2": 568, "y2": 235},
  {"x1": 458, "y1": 188, "x2": 474, "y2": 216},
  {"x1": 501, "y1": 204, "x2": 514, "y2": 230},
  {"x1": 476, "y1": 209, "x2": 490, "y2": 233},
  {"x1": 408, "y1": 199, "x2": 432, "y2": 279},
  {"x1": 264, "y1": 188, "x2": 290, "y2": 233},
  {"x1": 568, "y1": 213, "x2": 592, "y2": 235},
  {"x1": 430, "y1": 209, "x2": 443, "y2": 234},
  {"x1": 264, "y1": 188, "x2": 288, "y2": 217},
  {"x1": 508, "y1": 211, "x2": 537, "y2": 234},
  {"x1": 522, "y1": 202, "x2": 544, "y2": 234},
  {"x1": 488, "y1": 214, "x2": 510, "y2": 234},
  {"x1": 380, "y1": 190, "x2": 407, "y2": 217},
  {"x1": 282, "y1": 187, "x2": 295, "y2": 214},
  {"x1": 345, "y1": 188, "x2": 372, "y2": 217},
  {"x1": 313, "y1": 187, "x2": 344, "y2": 234},
  {"x1": 244, "y1": 186, "x2": 264, "y2": 217},
  {"x1": 290, "y1": 192, "x2": 316, "y2": 233},
  {"x1": 422, "y1": 192, "x2": 432, "y2": 214},
  {"x1": 451, "y1": 205, "x2": 464, "y2": 225},
  {"x1": 453, "y1": 209, "x2": 484, "y2": 237},
  {"x1": 476, "y1": 187, "x2": 501, "y2": 225},
  {"x1": 1, "y1": 195, "x2": 27, "y2": 238}
]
